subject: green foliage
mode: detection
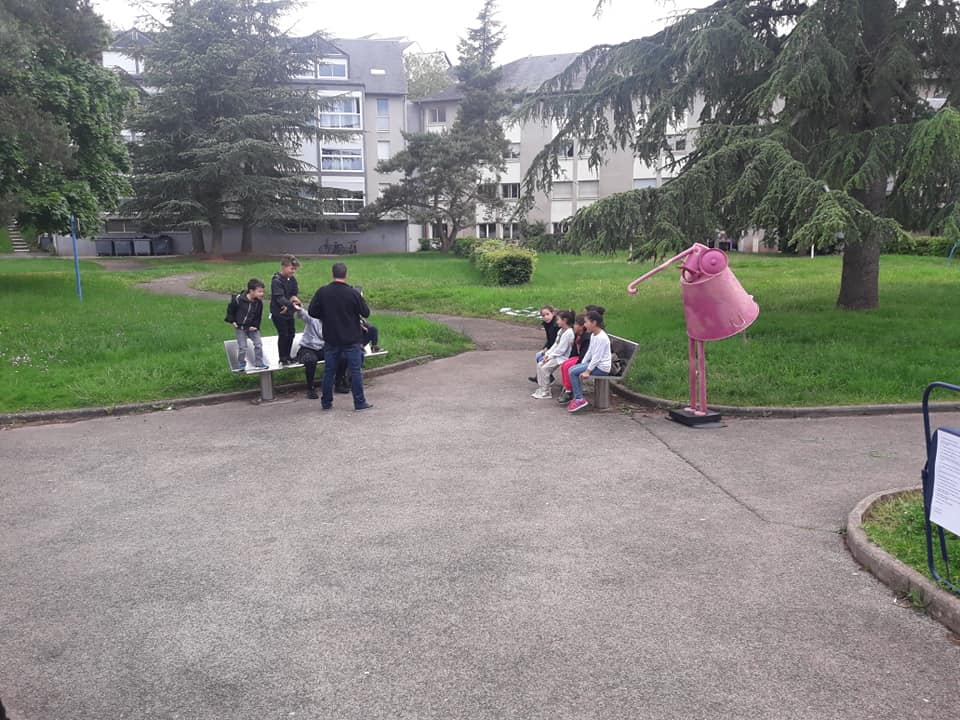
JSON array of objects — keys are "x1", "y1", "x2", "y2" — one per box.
[
  {"x1": 404, "y1": 51, "x2": 453, "y2": 101},
  {"x1": 884, "y1": 235, "x2": 954, "y2": 257},
  {"x1": 0, "y1": 0, "x2": 132, "y2": 236},
  {"x1": 519, "y1": 0, "x2": 960, "y2": 310},
  {"x1": 126, "y1": 0, "x2": 322, "y2": 255},
  {"x1": 471, "y1": 239, "x2": 536, "y2": 285},
  {"x1": 451, "y1": 236, "x2": 483, "y2": 257},
  {"x1": 456, "y1": 0, "x2": 505, "y2": 84}
]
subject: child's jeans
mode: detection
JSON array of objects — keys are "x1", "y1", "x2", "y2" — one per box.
[
  {"x1": 569, "y1": 363, "x2": 609, "y2": 400},
  {"x1": 235, "y1": 328, "x2": 263, "y2": 367},
  {"x1": 560, "y1": 355, "x2": 580, "y2": 390}
]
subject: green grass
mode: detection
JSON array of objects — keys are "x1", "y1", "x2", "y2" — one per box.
[
  {"x1": 0, "y1": 258, "x2": 471, "y2": 412},
  {"x1": 0, "y1": 227, "x2": 11, "y2": 254},
  {"x1": 862, "y1": 491, "x2": 960, "y2": 587},
  {"x1": 198, "y1": 252, "x2": 960, "y2": 407},
  {"x1": 3, "y1": 252, "x2": 960, "y2": 412}
]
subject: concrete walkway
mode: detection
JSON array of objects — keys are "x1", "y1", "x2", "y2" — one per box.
[{"x1": 2, "y1": 328, "x2": 960, "y2": 718}]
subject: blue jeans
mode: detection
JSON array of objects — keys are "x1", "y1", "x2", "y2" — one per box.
[
  {"x1": 321, "y1": 343, "x2": 366, "y2": 408},
  {"x1": 569, "y1": 363, "x2": 609, "y2": 401}
]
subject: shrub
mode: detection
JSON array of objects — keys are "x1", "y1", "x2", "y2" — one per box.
[
  {"x1": 451, "y1": 236, "x2": 483, "y2": 257},
  {"x1": 884, "y1": 235, "x2": 954, "y2": 257},
  {"x1": 473, "y1": 241, "x2": 537, "y2": 285},
  {"x1": 470, "y1": 238, "x2": 505, "y2": 262}
]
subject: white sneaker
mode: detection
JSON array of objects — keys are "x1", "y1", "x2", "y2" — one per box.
[{"x1": 531, "y1": 389, "x2": 552, "y2": 399}]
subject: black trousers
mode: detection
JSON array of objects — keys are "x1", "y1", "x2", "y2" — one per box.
[{"x1": 272, "y1": 315, "x2": 296, "y2": 361}]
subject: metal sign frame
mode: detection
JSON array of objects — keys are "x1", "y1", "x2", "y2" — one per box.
[{"x1": 921, "y1": 382, "x2": 960, "y2": 596}]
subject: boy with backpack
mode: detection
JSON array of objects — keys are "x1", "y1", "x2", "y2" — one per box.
[{"x1": 225, "y1": 279, "x2": 268, "y2": 371}]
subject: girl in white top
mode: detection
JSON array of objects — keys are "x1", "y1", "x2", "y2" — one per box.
[
  {"x1": 532, "y1": 309, "x2": 575, "y2": 399},
  {"x1": 567, "y1": 310, "x2": 612, "y2": 412}
]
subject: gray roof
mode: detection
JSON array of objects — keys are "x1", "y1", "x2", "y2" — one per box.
[
  {"x1": 330, "y1": 38, "x2": 410, "y2": 95},
  {"x1": 498, "y1": 53, "x2": 581, "y2": 92},
  {"x1": 416, "y1": 52, "x2": 582, "y2": 104}
]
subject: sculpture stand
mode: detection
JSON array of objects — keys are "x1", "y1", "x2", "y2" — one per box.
[{"x1": 668, "y1": 407, "x2": 722, "y2": 426}]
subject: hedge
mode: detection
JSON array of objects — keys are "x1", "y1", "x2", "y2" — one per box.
[
  {"x1": 470, "y1": 238, "x2": 537, "y2": 285},
  {"x1": 883, "y1": 235, "x2": 955, "y2": 256}
]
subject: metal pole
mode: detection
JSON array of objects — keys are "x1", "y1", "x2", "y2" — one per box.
[{"x1": 70, "y1": 214, "x2": 82, "y2": 301}]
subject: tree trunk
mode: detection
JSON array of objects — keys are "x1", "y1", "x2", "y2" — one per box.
[
  {"x1": 838, "y1": 177, "x2": 886, "y2": 310},
  {"x1": 191, "y1": 226, "x2": 205, "y2": 254},
  {"x1": 210, "y1": 217, "x2": 224, "y2": 258},
  {"x1": 442, "y1": 222, "x2": 458, "y2": 252},
  {"x1": 836, "y1": 236, "x2": 881, "y2": 310},
  {"x1": 240, "y1": 221, "x2": 253, "y2": 255}
]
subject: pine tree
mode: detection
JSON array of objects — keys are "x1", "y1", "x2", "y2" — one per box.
[
  {"x1": 455, "y1": 0, "x2": 505, "y2": 84},
  {"x1": 520, "y1": 0, "x2": 960, "y2": 310},
  {"x1": 125, "y1": 0, "x2": 321, "y2": 256}
]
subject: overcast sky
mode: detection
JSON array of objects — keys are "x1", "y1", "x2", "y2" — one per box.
[{"x1": 91, "y1": 0, "x2": 710, "y2": 63}]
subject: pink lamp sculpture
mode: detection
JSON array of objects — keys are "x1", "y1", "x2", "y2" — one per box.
[{"x1": 627, "y1": 243, "x2": 759, "y2": 425}]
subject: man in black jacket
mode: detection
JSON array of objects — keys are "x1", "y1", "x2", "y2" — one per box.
[{"x1": 308, "y1": 262, "x2": 373, "y2": 411}]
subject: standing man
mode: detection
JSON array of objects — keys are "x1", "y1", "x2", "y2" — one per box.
[
  {"x1": 308, "y1": 262, "x2": 373, "y2": 411},
  {"x1": 270, "y1": 254, "x2": 301, "y2": 365}
]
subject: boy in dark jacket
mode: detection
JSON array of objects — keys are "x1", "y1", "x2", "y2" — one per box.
[
  {"x1": 225, "y1": 279, "x2": 267, "y2": 371},
  {"x1": 270, "y1": 254, "x2": 301, "y2": 365}
]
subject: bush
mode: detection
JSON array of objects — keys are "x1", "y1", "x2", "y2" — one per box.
[
  {"x1": 472, "y1": 240, "x2": 537, "y2": 285},
  {"x1": 451, "y1": 236, "x2": 483, "y2": 257},
  {"x1": 884, "y1": 235, "x2": 955, "y2": 257}
]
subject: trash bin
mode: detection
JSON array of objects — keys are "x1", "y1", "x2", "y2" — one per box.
[
  {"x1": 151, "y1": 235, "x2": 173, "y2": 255},
  {"x1": 133, "y1": 238, "x2": 152, "y2": 256},
  {"x1": 95, "y1": 239, "x2": 114, "y2": 256},
  {"x1": 113, "y1": 239, "x2": 133, "y2": 256}
]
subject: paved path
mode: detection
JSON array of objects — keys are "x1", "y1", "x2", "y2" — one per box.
[{"x1": 2, "y1": 275, "x2": 960, "y2": 718}]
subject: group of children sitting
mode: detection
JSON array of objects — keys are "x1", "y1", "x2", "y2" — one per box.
[{"x1": 529, "y1": 304, "x2": 611, "y2": 413}]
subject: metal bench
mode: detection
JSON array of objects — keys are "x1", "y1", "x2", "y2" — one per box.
[
  {"x1": 223, "y1": 332, "x2": 387, "y2": 401},
  {"x1": 589, "y1": 334, "x2": 640, "y2": 409}
]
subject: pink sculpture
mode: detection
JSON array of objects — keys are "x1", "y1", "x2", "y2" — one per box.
[{"x1": 628, "y1": 243, "x2": 759, "y2": 424}]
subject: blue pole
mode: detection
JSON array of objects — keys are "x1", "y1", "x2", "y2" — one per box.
[{"x1": 70, "y1": 214, "x2": 82, "y2": 301}]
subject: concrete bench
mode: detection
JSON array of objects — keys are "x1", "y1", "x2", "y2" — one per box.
[
  {"x1": 589, "y1": 334, "x2": 640, "y2": 410},
  {"x1": 224, "y1": 332, "x2": 387, "y2": 401}
]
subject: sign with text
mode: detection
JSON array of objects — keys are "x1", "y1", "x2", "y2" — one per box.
[{"x1": 931, "y1": 429, "x2": 960, "y2": 537}]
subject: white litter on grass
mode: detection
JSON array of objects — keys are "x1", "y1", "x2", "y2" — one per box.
[{"x1": 499, "y1": 306, "x2": 541, "y2": 318}]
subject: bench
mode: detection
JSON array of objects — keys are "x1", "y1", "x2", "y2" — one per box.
[
  {"x1": 223, "y1": 332, "x2": 387, "y2": 401},
  {"x1": 589, "y1": 334, "x2": 640, "y2": 410}
]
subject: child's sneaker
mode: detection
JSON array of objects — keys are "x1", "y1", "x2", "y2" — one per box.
[
  {"x1": 232, "y1": 364, "x2": 245, "y2": 372},
  {"x1": 557, "y1": 389, "x2": 572, "y2": 403},
  {"x1": 531, "y1": 389, "x2": 552, "y2": 399},
  {"x1": 252, "y1": 363, "x2": 269, "y2": 370},
  {"x1": 567, "y1": 398, "x2": 589, "y2": 412}
]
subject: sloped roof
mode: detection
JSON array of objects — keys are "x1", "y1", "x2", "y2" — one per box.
[
  {"x1": 329, "y1": 37, "x2": 411, "y2": 95},
  {"x1": 498, "y1": 53, "x2": 581, "y2": 93},
  {"x1": 110, "y1": 28, "x2": 153, "y2": 51},
  {"x1": 416, "y1": 52, "x2": 582, "y2": 104}
]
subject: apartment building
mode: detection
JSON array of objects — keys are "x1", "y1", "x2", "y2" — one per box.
[
  {"x1": 98, "y1": 29, "x2": 414, "y2": 256},
  {"x1": 412, "y1": 53, "x2": 694, "y2": 244}
]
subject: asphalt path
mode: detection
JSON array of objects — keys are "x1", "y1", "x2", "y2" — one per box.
[{"x1": 2, "y1": 320, "x2": 960, "y2": 718}]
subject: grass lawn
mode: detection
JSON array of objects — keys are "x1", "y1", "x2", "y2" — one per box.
[
  {"x1": 2, "y1": 251, "x2": 959, "y2": 412},
  {"x1": 0, "y1": 227, "x2": 11, "y2": 254},
  {"x1": 862, "y1": 490, "x2": 960, "y2": 589},
  {"x1": 0, "y1": 258, "x2": 471, "y2": 412},
  {"x1": 198, "y1": 251, "x2": 960, "y2": 407}
]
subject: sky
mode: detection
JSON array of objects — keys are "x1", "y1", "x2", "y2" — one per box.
[{"x1": 91, "y1": 0, "x2": 710, "y2": 64}]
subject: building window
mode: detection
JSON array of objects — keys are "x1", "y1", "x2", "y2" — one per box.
[
  {"x1": 334, "y1": 221, "x2": 361, "y2": 233},
  {"x1": 319, "y1": 97, "x2": 361, "y2": 129},
  {"x1": 503, "y1": 222, "x2": 521, "y2": 240},
  {"x1": 674, "y1": 137, "x2": 687, "y2": 152},
  {"x1": 552, "y1": 222, "x2": 569, "y2": 236},
  {"x1": 321, "y1": 146, "x2": 363, "y2": 171},
  {"x1": 504, "y1": 143, "x2": 521, "y2": 160},
  {"x1": 376, "y1": 98, "x2": 390, "y2": 131},
  {"x1": 283, "y1": 220, "x2": 320, "y2": 233},
  {"x1": 322, "y1": 188, "x2": 365, "y2": 214},
  {"x1": 551, "y1": 181, "x2": 573, "y2": 200},
  {"x1": 501, "y1": 183, "x2": 521, "y2": 199},
  {"x1": 318, "y1": 57, "x2": 348, "y2": 78},
  {"x1": 428, "y1": 106, "x2": 446, "y2": 124},
  {"x1": 477, "y1": 222, "x2": 497, "y2": 238},
  {"x1": 633, "y1": 178, "x2": 658, "y2": 189},
  {"x1": 562, "y1": 142, "x2": 575, "y2": 158},
  {"x1": 377, "y1": 140, "x2": 391, "y2": 161},
  {"x1": 578, "y1": 180, "x2": 599, "y2": 199}
]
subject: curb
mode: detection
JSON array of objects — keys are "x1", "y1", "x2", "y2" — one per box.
[
  {"x1": 611, "y1": 383, "x2": 960, "y2": 418},
  {"x1": 845, "y1": 487, "x2": 960, "y2": 635},
  {"x1": 0, "y1": 356, "x2": 432, "y2": 427}
]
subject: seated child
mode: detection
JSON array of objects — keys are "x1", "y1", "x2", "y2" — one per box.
[
  {"x1": 567, "y1": 310, "x2": 612, "y2": 413},
  {"x1": 293, "y1": 302, "x2": 324, "y2": 399},
  {"x1": 532, "y1": 309, "x2": 574, "y2": 399},
  {"x1": 558, "y1": 307, "x2": 604, "y2": 403},
  {"x1": 225, "y1": 279, "x2": 267, "y2": 371}
]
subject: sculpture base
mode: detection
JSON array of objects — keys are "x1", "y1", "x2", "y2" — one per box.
[{"x1": 669, "y1": 408, "x2": 722, "y2": 426}]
